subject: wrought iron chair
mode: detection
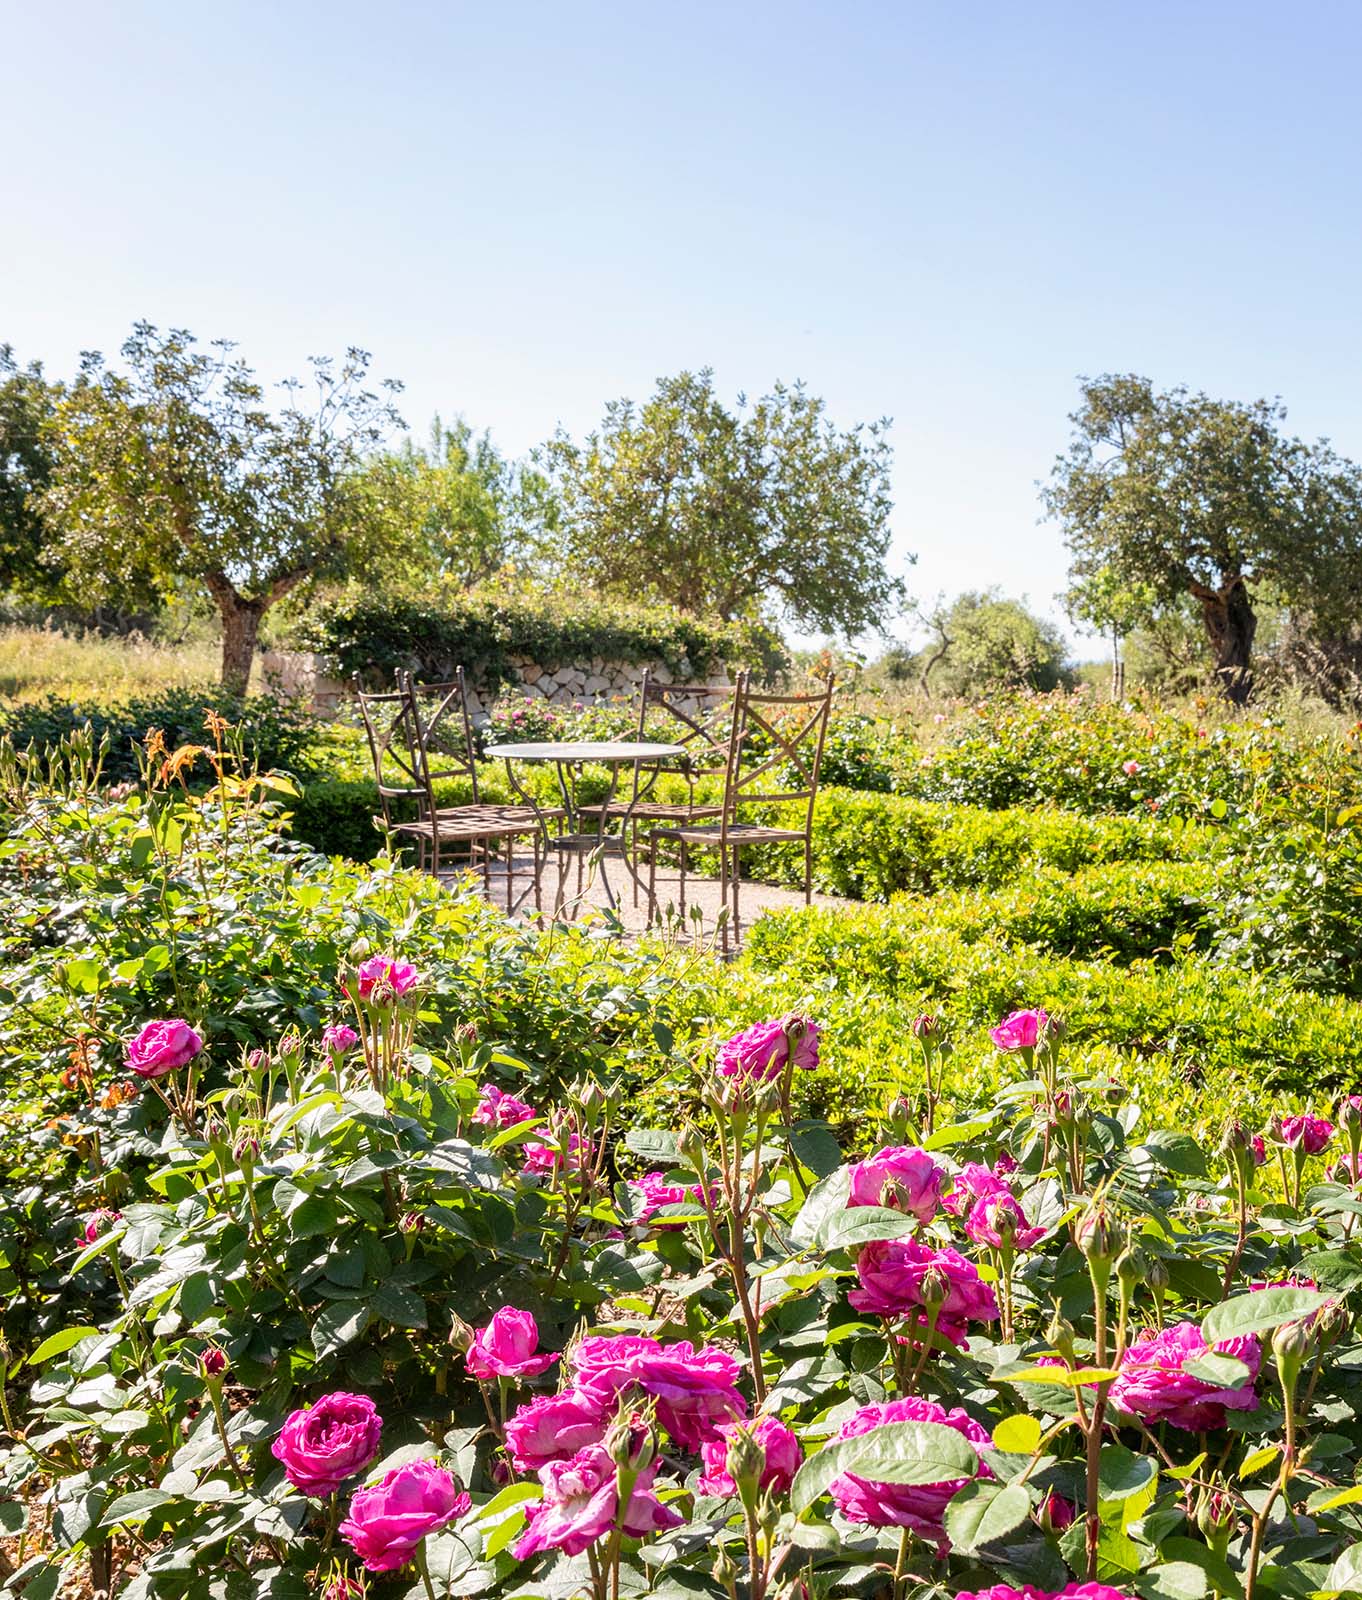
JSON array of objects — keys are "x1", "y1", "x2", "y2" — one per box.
[
  {"x1": 578, "y1": 667, "x2": 737, "y2": 904},
  {"x1": 354, "y1": 670, "x2": 549, "y2": 908},
  {"x1": 646, "y1": 674, "x2": 834, "y2": 954}
]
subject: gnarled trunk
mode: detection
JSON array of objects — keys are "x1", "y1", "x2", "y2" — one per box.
[
  {"x1": 1191, "y1": 574, "x2": 1256, "y2": 706},
  {"x1": 205, "y1": 572, "x2": 266, "y2": 695}
]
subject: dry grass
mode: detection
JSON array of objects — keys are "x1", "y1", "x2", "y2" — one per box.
[{"x1": 0, "y1": 626, "x2": 226, "y2": 704}]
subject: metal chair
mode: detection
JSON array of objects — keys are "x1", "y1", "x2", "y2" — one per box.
[
  {"x1": 646, "y1": 674, "x2": 834, "y2": 954},
  {"x1": 579, "y1": 667, "x2": 737, "y2": 904},
  {"x1": 354, "y1": 669, "x2": 548, "y2": 909}
]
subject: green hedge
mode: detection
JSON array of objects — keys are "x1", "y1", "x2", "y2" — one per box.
[{"x1": 288, "y1": 581, "x2": 787, "y2": 690}]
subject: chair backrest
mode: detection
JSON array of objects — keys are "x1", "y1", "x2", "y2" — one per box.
[
  {"x1": 634, "y1": 668, "x2": 738, "y2": 792},
  {"x1": 719, "y1": 674, "x2": 836, "y2": 838},
  {"x1": 353, "y1": 676, "x2": 432, "y2": 829},
  {"x1": 403, "y1": 667, "x2": 481, "y2": 804}
]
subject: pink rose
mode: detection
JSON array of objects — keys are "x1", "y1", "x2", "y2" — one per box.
[
  {"x1": 697, "y1": 1414, "x2": 802, "y2": 1497},
  {"x1": 82, "y1": 1207, "x2": 122, "y2": 1243},
  {"x1": 828, "y1": 1396, "x2": 992, "y2": 1538},
  {"x1": 466, "y1": 1308, "x2": 557, "y2": 1381},
  {"x1": 522, "y1": 1132, "x2": 593, "y2": 1175},
  {"x1": 272, "y1": 1392, "x2": 383, "y2": 1496},
  {"x1": 630, "y1": 1170, "x2": 708, "y2": 1229},
  {"x1": 504, "y1": 1383, "x2": 614, "y2": 1471},
  {"x1": 350, "y1": 956, "x2": 418, "y2": 1003},
  {"x1": 1281, "y1": 1114, "x2": 1333, "y2": 1155},
  {"x1": 322, "y1": 1023, "x2": 360, "y2": 1056},
  {"x1": 570, "y1": 1335, "x2": 747, "y2": 1451},
  {"x1": 964, "y1": 1190, "x2": 1046, "y2": 1252},
  {"x1": 1109, "y1": 1323, "x2": 1260, "y2": 1432},
  {"x1": 717, "y1": 1014, "x2": 820, "y2": 1081},
  {"x1": 1251, "y1": 1133, "x2": 1267, "y2": 1166},
  {"x1": 847, "y1": 1146, "x2": 944, "y2": 1223},
  {"x1": 339, "y1": 1459, "x2": 469, "y2": 1572},
  {"x1": 512, "y1": 1443, "x2": 682, "y2": 1560},
  {"x1": 943, "y1": 1162, "x2": 1013, "y2": 1218},
  {"x1": 473, "y1": 1083, "x2": 536, "y2": 1129},
  {"x1": 126, "y1": 1019, "x2": 203, "y2": 1079},
  {"x1": 989, "y1": 1009, "x2": 1048, "y2": 1052},
  {"x1": 956, "y1": 1587, "x2": 1134, "y2": 1600},
  {"x1": 1040, "y1": 1492, "x2": 1076, "y2": 1532},
  {"x1": 848, "y1": 1239, "x2": 998, "y2": 1347},
  {"x1": 1122, "y1": 759, "x2": 1141, "y2": 776},
  {"x1": 200, "y1": 1345, "x2": 229, "y2": 1378}
]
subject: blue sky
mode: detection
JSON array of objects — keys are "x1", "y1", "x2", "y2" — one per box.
[{"x1": 6, "y1": 1, "x2": 1362, "y2": 654}]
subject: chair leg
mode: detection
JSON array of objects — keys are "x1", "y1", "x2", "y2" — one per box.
[
  {"x1": 504, "y1": 834, "x2": 514, "y2": 913},
  {"x1": 717, "y1": 843, "x2": 728, "y2": 959},
  {"x1": 731, "y1": 844, "x2": 743, "y2": 951},
  {"x1": 678, "y1": 840, "x2": 688, "y2": 921},
  {"x1": 805, "y1": 836, "x2": 813, "y2": 906}
]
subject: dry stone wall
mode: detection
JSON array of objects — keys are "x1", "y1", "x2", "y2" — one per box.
[{"x1": 259, "y1": 649, "x2": 730, "y2": 722}]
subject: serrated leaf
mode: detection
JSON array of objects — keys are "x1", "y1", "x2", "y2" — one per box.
[
  {"x1": 1201, "y1": 1286, "x2": 1333, "y2": 1343},
  {"x1": 1238, "y1": 1444, "x2": 1280, "y2": 1479},
  {"x1": 991, "y1": 1414, "x2": 1043, "y2": 1455},
  {"x1": 943, "y1": 1480, "x2": 1031, "y2": 1552},
  {"x1": 28, "y1": 1326, "x2": 102, "y2": 1365},
  {"x1": 790, "y1": 1419, "x2": 981, "y2": 1516}
]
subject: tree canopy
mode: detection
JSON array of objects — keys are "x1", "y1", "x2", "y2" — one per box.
[
  {"x1": 1043, "y1": 374, "x2": 1362, "y2": 703},
  {"x1": 539, "y1": 369, "x2": 905, "y2": 636},
  {"x1": 906, "y1": 589, "x2": 1071, "y2": 697},
  {"x1": 38, "y1": 323, "x2": 403, "y2": 690},
  {"x1": 0, "y1": 346, "x2": 61, "y2": 601}
]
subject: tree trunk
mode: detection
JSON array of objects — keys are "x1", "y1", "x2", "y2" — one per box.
[
  {"x1": 1110, "y1": 626, "x2": 1125, "y2": 701},
  {"x1": 205, "y1": 573, "x2": 266, "y2": 695},
  {"x1": 1191, "y1": 574, "x2": 1256, "y2": 706}
]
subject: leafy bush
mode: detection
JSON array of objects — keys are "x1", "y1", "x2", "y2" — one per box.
[
  {"x1": 0, "y1": 685, "x2": 318, "y2": 783},
  {"x1": 4, "y1": 764, "x2": 1362, "y2": 1600},
  {"x1": 291, "y1": 580, "x2": 787, "y2": 690}
]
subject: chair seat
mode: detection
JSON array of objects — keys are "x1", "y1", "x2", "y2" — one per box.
[
  {"x1": 378, "y1": 805, "x2": 549, "y2": 843},
  {"x1": 579, "y1": 801, "x2": 723, "y2": 823},
  {"x1": 648, "y1": 821, "x2": 806, "y2": 845},
  {"x1": 431, "y1": 803, "x2": 564, "y2": 825}
]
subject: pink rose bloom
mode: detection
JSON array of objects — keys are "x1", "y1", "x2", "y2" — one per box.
[
  {"x1": 126, "y1": 1019, "x2": 203, "y2": 1079},
  {"x1": 473, "y1": 1083, "x2": 536, "y2": 1129},
  {"x1": 943, "y1": 1162, "x2": 1013, "y2": 1219},
  {"x1": 989, "y1": 1009, "x2": 1049, "y2": 1052},
  {"x1": 957, "y1": 1587, "x2": 1133, "y2": 1600},
  {"x1": 1251, "y1": 1133, "x2": 1267, "y2": 1166},
  {"x1": 272, "y1": 1392, "x2": 383, "y2": 1496},
  {"x1": 512, "y1": 1443, "x2": 682, "y2": 1560},
  {"x1": 82, "y1": 1207, "x2": 122, "y2": 1243},
  {"x1": 717, "y1": 1014, "x2": 820, "y2": 1081},
  {"x1": 570, "y1": 1335, "x2": 747, "y2": 1451},
  {"x1": 466, "y1": 1308, "x2": 557, "y2": 1381},
  {"x1": 504, "y1": 1383, "x2": 613, "y2": 1471},
  {"x1": 847, "y1": 1146, "x2": 944, "y2": 1222},
  {"x1": 828, "y1": 1396, "x2": 992, "y2": 1537},
  {"x1": 631, "y1": 1170, "x2": 706, "y2": 1229},
  {"x1": 1122, "y1": 759, "x2": 1141, "y2": 776},
  {"x1": 1109, "y1": 1323, "x2": 1260, "y2": 1432},
  {"x1": 993, "y1": 1150, "x2": 1019, "y2": 1175},
  {"x1": 522, "y1": 1132, "x2": 593, "y2": 1175},
  {"x1": 322, "y1": 1023, "x2": 359, "y2": 1056},
  {"x1": 697, "y1": 1414, "x2": 802, "y2": 1497},
  {"x1": 351, "y1": 956, "x2": 418, "y2": 1003},
  {"x1": 965, "y1": 1191, "x2": 1047, "y2": 1252},
  {"x1": 339, "y1": 1459, "x2": 469, "y2": 1572},
  {"x1": 848, "y1": 1239, "x2": 998, "y2": 1348},
  {"x1": 1281, "y1": 1115, "x2": 1333, "y2": 1154}
]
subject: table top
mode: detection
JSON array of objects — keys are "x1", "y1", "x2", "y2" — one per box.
[{"x1": 483, "y1": 740, "x2": 686, "y2": 763}]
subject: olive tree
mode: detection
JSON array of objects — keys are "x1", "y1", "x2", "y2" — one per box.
[
  {"x1": 539, "y1": 370, "x2": 905, "y2": 635},
  {"x1": 1043, "y1": 374, "x2": 1362, "y2": 704},
  {"x1": 39, "y1": 323, "x2": 403, "y2": 691}
]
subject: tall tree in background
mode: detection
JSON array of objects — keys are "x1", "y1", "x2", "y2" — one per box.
[
  {"x1": 1044, "y1": 374, "x2": 1362, "y2": 704},
  {"x1": 343, "y1": 416, "x2": 557, "y2": 587},
  {"x1": 0, "y1": 346, "x2": 62, "y2": 599},
  {"x1": 39, "y1": 324, "x2": 403, "y2": 690},
  {"x1": 913, "y1": 589, "x2": 1071, "y2": 696},
  {"x1": 540, "y1": 370, "x2": 904, "y2": 634}
]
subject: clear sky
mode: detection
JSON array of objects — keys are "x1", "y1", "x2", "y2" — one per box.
[{"x1": 6, "y1": 1, "x2": 1362, "y2": 654}]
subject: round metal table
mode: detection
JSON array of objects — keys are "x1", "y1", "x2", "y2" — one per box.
[{"x1": 483, "y1": 740, "x2": 686, "y2": 915}]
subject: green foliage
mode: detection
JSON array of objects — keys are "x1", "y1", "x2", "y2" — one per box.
[
  {"x1": 916, "y1": 589, "x2": 1074, "y2": 696},
  {"x1": 1044, "y1": 374, "x2": 1362, "y2": 701},
  {"x1": 38, "y1": 323, "x2": 405, "y2": 691},
  {"x1": 0, "y1": 687, "x2": 318, "y2": 784},
  {"x1": 539, "y1": 368, "x2": 905, "y2": 633},
  {"x1": 293, "y1": 577, "x2": 785, "y2": 689},
  {"x1": 0, "y1": 344, "x2": 63, "y2": 598}
]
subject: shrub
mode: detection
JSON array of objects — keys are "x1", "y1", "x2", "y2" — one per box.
[{"x1": 290, "y1": 580, "x2": 787, "y2": 690}]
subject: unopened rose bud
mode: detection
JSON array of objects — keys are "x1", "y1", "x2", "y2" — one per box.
[
  {"x1": 247, "y1": 1048, "x2": 269, "y2": 1071},
  {"x1": 713, "y1": 1546, "x2": 738, "y2": 1588},
  {"x1": 918, "y1": 1265, "x2": 951, "y2": 1311},
  {"x1": 1221, "y1": 1119, "x2": 1250, "y2": 1156},
  {"x1": 399, "y1": 1211, "x2": 425, "y2": 1234},
  {"x1": 1273, "y1": 1317, "x2": 1313, "y2": 1391},
  {"x1": 1116, "y1": 1245, "x2": 1145, "y2": 1290},
  {"x1": 203, "y1": 1118, "x2": 227, "y2": 1146},
  {"x1": 911, "y1": 1014, "x2": 939, "y2": 1039},
  {"x1": 605, "y1": 1410, "x2": 655, "y2": 1473},
  {"x1": 1038, "y1": 1491, "x2": 1075, "y2": 1534},
  {"x1": 321, "y1": 1572, "x2": 365, "y2": 1600},
  {"x1": 1046, "y1": 1308, "x2": 1077, "y2": 1362},
  {"x1": 1339, "y1": 1095, "x2": 1362, "y2": 1136},
  {"x1": 232, "y1": 1134, "x2": 259, "y2": 1165},
  {"x1": 278, "y1": 1033, "x2": 301, "y2": 1057},
  {"x1": 1146, "y1": 1257, "x2": 1170, "y2": 1294},
  {"x1": 455, "y1": 1021, "x2": 480, "y2": 1045},
  {"x1": 1197, "y1": 1487, "x2": 1235, "y2": 1558},
  {"x1": 1078, "y1": 1206, "x2": 1121, "y2": 1266},
  {"x1": 200, "y1": 1345, "x2": 228, "y2": 1380},
  {"x1": 724, "y1": 1424, "x2": 767, "y2": 1497}
]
